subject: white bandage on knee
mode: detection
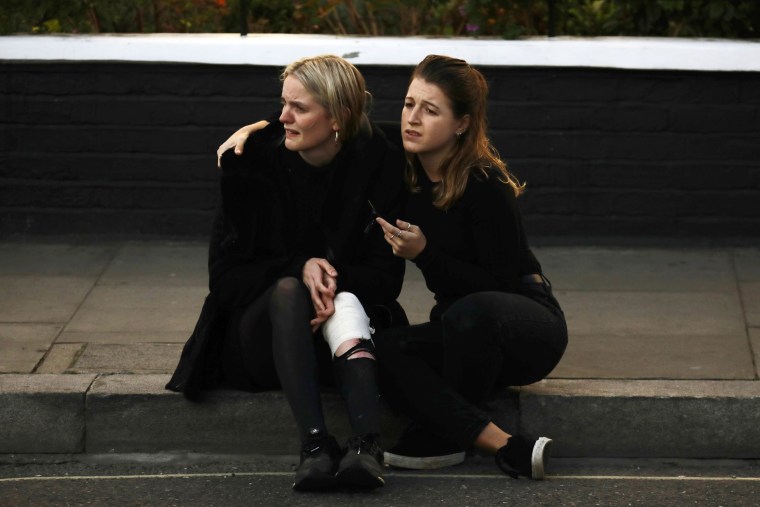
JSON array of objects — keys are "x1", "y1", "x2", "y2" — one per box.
[{"x1": 322, "y1": 292, "x2": 372, "y2": 356}]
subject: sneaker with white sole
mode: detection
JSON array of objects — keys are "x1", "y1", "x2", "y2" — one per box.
[
  {"x1": 384, "y1": 423, "x2": 465, "y2": 470},
  {"x1": 494, "y1": 435, "x2": 552, "y2": 480}
]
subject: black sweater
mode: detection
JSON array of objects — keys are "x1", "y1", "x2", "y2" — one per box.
[
  {"x1": 208, "y1": 119, "x2": 406, "y2": 310},
  {"x1": 407, "y1": 166, "x2": 541, "y2": 319},
  {"x1": 167, "y1": 119, "x2": 407, "y2": 399}
]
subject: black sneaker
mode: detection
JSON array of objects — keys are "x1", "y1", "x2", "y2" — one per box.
[
  {"x1": 495, "y1": 435, "x2": 552, "y2": 480},
  {"x1": 293, "y1": 432, "x2": 342, "y2": 491},
  {"x1": 383, "y1": 423, "x2": 465, "y2": 470},
  {"x1": 335, "y1": 434, "x2": 385, "y2": 489}
]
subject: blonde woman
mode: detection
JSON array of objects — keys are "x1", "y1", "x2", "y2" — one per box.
[{"x1": 167, "y1": 55, "x2": 407, "y2": 491}]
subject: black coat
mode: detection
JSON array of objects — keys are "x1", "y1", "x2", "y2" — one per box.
[{"x1": 166, "y1": 119, "x2": 407, "y2": 400}]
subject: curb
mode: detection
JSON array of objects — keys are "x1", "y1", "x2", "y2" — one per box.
[{"x1": 2, "y1": 374, "x2": 759, "y2": 458}]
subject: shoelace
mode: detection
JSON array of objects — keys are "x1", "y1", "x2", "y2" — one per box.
[
  {"x1": 346, "y1": 435, "x2": 380, "y2": 456},
  {"x1": 302, "y1": 433, "x2": 332, "y2": 457}
]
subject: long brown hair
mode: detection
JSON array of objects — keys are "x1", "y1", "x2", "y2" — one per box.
[{"x1": 406, "y1": 55, "x2": 524, "y2": 209}]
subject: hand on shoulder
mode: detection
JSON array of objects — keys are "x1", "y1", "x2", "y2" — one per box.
[{"x1": 216, "y1": 120, "x2": 271, "y2": 168}]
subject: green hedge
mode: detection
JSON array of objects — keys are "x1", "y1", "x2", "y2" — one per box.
[{"x1": 2, "y1": 0, "x2": 758, "y2": 38}]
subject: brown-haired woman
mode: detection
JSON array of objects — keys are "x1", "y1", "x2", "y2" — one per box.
[{"x1": 373, "y1": 55, "x2": 567, "y2": 480}]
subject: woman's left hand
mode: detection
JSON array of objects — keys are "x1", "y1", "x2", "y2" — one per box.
[
  {"x1": 310, "y1": 270, "x2": 338, "y2": 332},
  {"x1": 377, "y1": 217, "x2": 426, "y2": 260},
  {"x1": 302, "y1": 258, "x2": 338, "y2": 331}
]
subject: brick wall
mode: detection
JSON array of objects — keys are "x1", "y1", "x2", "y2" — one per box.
[{"x1": 2, "y1": 62, "x2": 759, "y2": 238}]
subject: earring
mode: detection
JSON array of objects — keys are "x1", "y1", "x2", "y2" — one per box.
[{"x1": 335, "y1": 131, "x2": 340, "y2": 144}]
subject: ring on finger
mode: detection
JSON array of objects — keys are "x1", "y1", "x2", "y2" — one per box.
[{"x1": 405, "y1": 222, "x2": 412, "y2": 231}]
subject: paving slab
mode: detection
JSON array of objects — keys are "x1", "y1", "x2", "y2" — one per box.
[
  {"x1": 0, "y1": 374, "x2": 96, "y2": 453},
  {"x1": 0, "y1": 324, "x2": 62, "y2": 373},
  {"x1": 98, "y1": 241, "x2": 207, "y2": 287},
  {"x1": 740, "y1": 281, "x2": 760, "y2": 327},
  {"x1": 35, "y1": 343, "x2": 85, "y2": 374},
  {"x1": 397, "y1": 278, "x2": 435, "y2": 325},
  {"x1": 0, "y1": 243, "x2": 116, "y2": 276},
  {"x1": 733, "y1": 247, "x2": 760, "y2": 281},
  {"x1": 71, "y1": 343, "x2": 183, "y2": 373},
  {"x1": 552, "y1": 332, "x2": 755, "y2": 379},
  {"x1": 558, "y1": 290, "x2": 746, "y2": 337},
  {"x1": 535, "y1": 247, "x2": 736, "y2": 292},
  {"x1": 750, "y1": 328, "x2": 760, "y2": 379},
  {"x1": 392, "y1": 262, "x2": 435, "y2": 325},
  {"x1": 519, "y1": 379, "x2": 760, "y2": 458},
  {"x1": 56, "y1": 330, "x2": 192, "y2": 345},
  {"x1": 62, "y1": 285, "x2": 207, "y2": 336},
  {"x1": 0, "y1": 276, "x2": 96, "y2": 324}
]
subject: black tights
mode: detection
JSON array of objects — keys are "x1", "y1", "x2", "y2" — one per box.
[{"x1": 221, "y1": 277, "x2": 380, "y2": 442}]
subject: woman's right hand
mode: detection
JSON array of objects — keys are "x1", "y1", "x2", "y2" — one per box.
[
  {"x1": 377, "y1": 217, "x2": 427, "y2": 260},
  {"x1": 216, "y1": 120, "x2": 270, "y2": 168}
]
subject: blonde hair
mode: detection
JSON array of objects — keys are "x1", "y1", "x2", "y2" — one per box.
[
  {"x1": 406, "y1": 55, "x2": 524, "y2": 210},
  {"x1": 281, "y1": 55, "x2": 370, "y2": 141}
]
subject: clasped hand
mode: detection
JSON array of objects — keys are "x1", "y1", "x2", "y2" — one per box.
[{"x1": 302, "y1": 258, "x2": 338, "y2": 332}]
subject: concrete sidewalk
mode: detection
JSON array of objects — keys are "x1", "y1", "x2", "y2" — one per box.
[{"x1": 1, "y1": 239, "x2": 759, "y2": 458}]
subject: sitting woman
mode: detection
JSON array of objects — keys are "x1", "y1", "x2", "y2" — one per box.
[
  {"x1": 373, "y1": 55, "x2": 568, "y2": 480},
  {"x1": 166, "y1": 55, "x2": 407, "y2": 491}
]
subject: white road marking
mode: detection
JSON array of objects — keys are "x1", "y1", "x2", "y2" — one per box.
[
  {"x1": 0, "y1": 472, "x2": 289, "y2": 482},
  {"x1": 1, "y1": 472, "x2": 759, "y2": 483}
]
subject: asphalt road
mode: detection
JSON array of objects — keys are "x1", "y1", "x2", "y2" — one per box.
[{"x1": 1, "y1": 455, "x2": 759, "y2": 507}]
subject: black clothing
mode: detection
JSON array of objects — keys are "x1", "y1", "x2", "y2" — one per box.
[
  {"x1": 375, "y1": 164, "x2": 567, "y2": 449},
  {"x1": 335, "y1": 355, "x2": 381, "y2": 437},
  {"x1": 376, "y1": 289, "x2": 566, "y2": 449},
  {"x1": 283, "y1": 147, "x2": 338, "y2": 259},
  {"x1": 167, "y1": 119, "x2": 407, "y2": 401},
  {"x1": 220, "y1": 276, "x2": 382, "y2": 440},
  {"x1": 209, "y1": 120, "x2": 405, "y2": 311},
  {"x1": 239, "y1": 277, "x2": 329, "y2": 439},
  {"x1": 407, "y1": 166, "x2": 541, "y2": 319}
]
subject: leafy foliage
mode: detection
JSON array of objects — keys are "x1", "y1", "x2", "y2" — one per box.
[{"x1": 1, "y1": 0, "x2": 758, "y2": 38}]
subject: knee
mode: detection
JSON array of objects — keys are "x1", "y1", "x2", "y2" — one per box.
[
  {"x1": 323, "y1": 292, "x2": 372, "y2": 358},
  {"x1": 442, "y1": 296, "x2": 497, "y2": 348},
  {"x1": 333, "y1": 291, "x2": 361, "y2": 308},
  {"x1": 442, "y1": 300, "x2": 484, "y2": 336},
  {"x1": 270, "y1": 276, "x2": 306, "y2": 305},
  {"x1": 272, "y1": 276, "x2": 302, "y2": 295},
  {"x1": 268, "y1": 277, "x2": 311, "y2": 325}
]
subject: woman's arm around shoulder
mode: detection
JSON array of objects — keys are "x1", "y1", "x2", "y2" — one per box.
[{"x1": 217, "y1": 114, "x2": 282, "y2": 173}]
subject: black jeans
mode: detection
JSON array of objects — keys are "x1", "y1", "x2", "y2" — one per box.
[{"x1": 374, "y1": 286, "x2": 567, "y2": 449}]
